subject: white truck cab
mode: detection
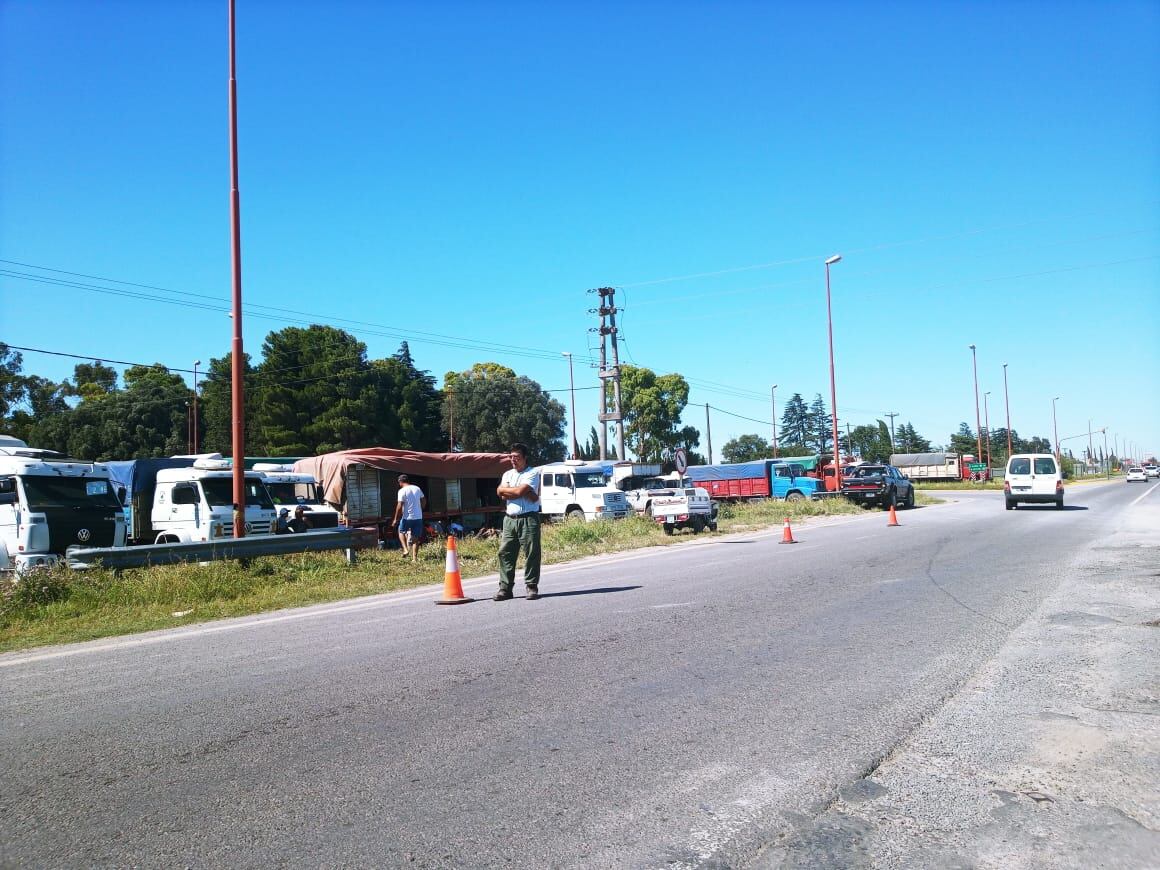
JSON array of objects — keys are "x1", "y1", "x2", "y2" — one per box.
[
  {"x1": 252, "y1": 463, "x2": 341, "y2": 529},
  {"x1": 0, "y1": 436, "x2": 126, "y2": 573},
  {"x1": 151, "y1": 458, "x2": 277, "y2": 543},
  {"x1": 538, "y1": 461, "x2": 630, "y2": 522},
  {"x1": 618, "y1": 473, "x2": 717, "y2": 534}
]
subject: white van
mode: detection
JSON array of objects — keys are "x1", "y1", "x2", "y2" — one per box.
[{"x1": 1004, "y1": 453, "x2": 1064, "y2": 510}]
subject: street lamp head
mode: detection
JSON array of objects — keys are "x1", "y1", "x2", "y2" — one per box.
[
  {"x1": 824, "y1": 254, "x2": 842, "y2": 265},
  {"x1": 968, "y1": 344, "x2": 976, "y2": 351},
  {"x1": 772, "y1": 383, "x2": 778, "y2": 390},
  {"x1": 194, "y1": 359, "x2": 201, "y2": 367},
  {"x1": 561, "y1": 351, "x2": 571, "y2": 358}
]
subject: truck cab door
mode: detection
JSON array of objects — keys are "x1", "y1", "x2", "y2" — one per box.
[
  {"x1": 167, "y1": 483, "x2": 200, "y2": 536},
  {"x1": 771, "y1": 466, "x2": 790, "y2": 498},
  {"x1": 0, "y1": 477, "x2": 19, "y2": 558}
]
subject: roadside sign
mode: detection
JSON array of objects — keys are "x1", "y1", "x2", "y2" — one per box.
[
  {"x1": 674, "y1": 448, "x2": 688, "y2": 474},
  {"x1": 968, "y1": 462, "x2": 987, "y2": 472}
]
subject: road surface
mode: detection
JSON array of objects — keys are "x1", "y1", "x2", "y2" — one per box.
[{"x1": 1, "y1": 480, "x2": 1156, "y2": 867}]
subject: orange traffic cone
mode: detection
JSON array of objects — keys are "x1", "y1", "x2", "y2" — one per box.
[
  {"x1": 435, "y1": 535, "x2": 473, "y2": 605},
  {"x1": 887, "y1": 503, "x2": 901, "y2": 527},
  {"x1": 779, "y1": 517, "x2": 797, "y2": 544}
]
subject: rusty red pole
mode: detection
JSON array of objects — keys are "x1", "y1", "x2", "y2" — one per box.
[
  {"x1": 229, "y1": 0, "x2": 246, "y2": 537},
  {"x1": 825, "y1": 255, "x2": 842, "y2": 491}
]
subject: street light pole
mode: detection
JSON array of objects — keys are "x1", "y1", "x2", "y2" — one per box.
[
  {"x1": 228, "y1": 0, "x2": 247, "y2": 537},
  {"x1": 968, "y1": 344, "x2": 983, "y2": 469},
  {"x1": 771, "y1": 384, "x2": 778, "y2": 458},
  {"x1": 192, "y1": 359, "x2": 201, "y2": 454},
  {"x1": 983, "y1": 391, "x2": 992, "y2": 471},
  {"x1": 1052, "y1": 396, "x2": 1061, "y2": 463},
  {"x1": 562, "y1": 352, "x2": 578, "y2": 460},
  {"x1": 1002, "y1": 362, "x2": 1012, "y2": 460},
  {"x1": 825, "y1": 254, "x2": 842, "y2": 491},
  {"x1": 1101, "y1": 427, "x2": 1109, "y2": 478}
]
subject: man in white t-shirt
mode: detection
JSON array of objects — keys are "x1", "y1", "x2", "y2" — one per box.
[
  {"x1": 392, "y1": 474, "x2": 427, "y2": 563},
  {"x1": 494, "y1": 442, "x2": 542, "y2": 601}
]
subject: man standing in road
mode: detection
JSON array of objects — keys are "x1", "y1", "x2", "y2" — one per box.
[
  {"x1": 392, "y1": 474, "x2": 426, "y2": 563},
  {"x1": 495, "y1": 442, "x2": 542, "y2": 601}
]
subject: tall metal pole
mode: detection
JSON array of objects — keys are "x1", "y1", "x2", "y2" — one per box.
[
  {"x1": 448, "y1": 385, "x2": 454, "y2": 451},
  {"x1": 771, "y1": 384, "x2": 778, "y2": 458},
  {"x1": 983, "y1": 391, "x2": 992, "y2": 470},
  {"x1": 1087, "y1": 419, "x2": 1093, "y2": 468},
  {"x1": 1052, "y1": 396, "x2": 1061, "y2": 463},
  {"x1": 563, "y1": 352, "x2": 577, "y2": 459},
  {"x1": 1002, "y1": 362, "x2": 1012, "y2": 460},
  {"x1": 1102, "y1": 428, "x2": 1109, "y2": 478},
  {"x1": 885, "y1": 411, "x2": 899, "y2": 454},
  {"x1": 969, "y1": 344, "x2": 983, "y2": 468},
  {"x1": 228, "y1": 0, "x2": 246, "y2": 537},
  {"x1": 192, "y1": 359, "x2": 201, "y2": 453},
  {"x1": 705, "y1": 403, "x2": 713, "y2": 465},
  {"x1": 825, "y1": 255, "x2": 842, "y2": 491}
]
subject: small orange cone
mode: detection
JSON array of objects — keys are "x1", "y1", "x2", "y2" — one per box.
[
  {"x1": 779, "y1": 517, "x2": 797, "y2": 544},
  {"x1": 887, "y1": 503, "x2": 901, "y2": 527},
  {"x1": 435, "y1": 535, "x2": 473, "y2": 605}
]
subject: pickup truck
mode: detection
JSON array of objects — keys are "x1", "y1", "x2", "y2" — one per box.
[
  {"x1": 840, "y1": 464, "x2": 915, "y2": 509},
  {"x1": 618, "y1": 474, "x2": 717, "y2": 535}
]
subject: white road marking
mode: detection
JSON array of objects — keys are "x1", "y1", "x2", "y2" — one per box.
[
  {"x1": 1129, "y1": 483, "x2": 1159, "y2": 507},
  {"x1": 650, "y1": 602, "x2": 693, "y2": 609}
]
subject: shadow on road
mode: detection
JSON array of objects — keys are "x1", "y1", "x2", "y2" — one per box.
[
  {"x1": 537, "y1": 585, "x2": 642, "y2": 599},
  {"x1": 1012, "y1": 505, "x2": 1089, "y2": 511}
]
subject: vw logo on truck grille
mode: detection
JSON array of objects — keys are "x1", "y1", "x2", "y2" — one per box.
[
  {"x1": 77, "y1": 528, "x2": 91, "y2": 542},
  {"x1": 244, "y1": 522, "x2": 253, "y2": 534}
]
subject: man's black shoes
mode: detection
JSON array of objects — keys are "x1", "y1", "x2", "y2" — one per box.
[
  {"x1": 493, "y1": 589, "x2": 514, "y2": 602},
  {"x1": 526, "y1": 588, "x2": 540, "y2": 601}
]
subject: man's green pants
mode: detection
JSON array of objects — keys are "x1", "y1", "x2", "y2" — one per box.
[{"x1": 497, "y1": 513, "x2": 541, "y2": 592}]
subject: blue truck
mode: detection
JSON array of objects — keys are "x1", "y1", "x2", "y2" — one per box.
[{"x1": 686, "y1": 460, "x2": 821, "y2": 502}]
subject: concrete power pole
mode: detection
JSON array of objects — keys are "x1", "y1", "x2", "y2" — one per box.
[
  {"x1": 885, "y1": 411, "x2": 899, "y2": 454},
  {"x1": 591, "y1": 287, "x2": 625, "y2": 461}
]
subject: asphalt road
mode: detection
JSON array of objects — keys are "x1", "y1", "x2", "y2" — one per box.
[{"x1": 1, "y1": 480, "x2": 1155, "y2": 868}]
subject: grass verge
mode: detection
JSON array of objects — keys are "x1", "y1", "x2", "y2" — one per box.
[{"x1": 1, "y1": 497, "x2": 880, "y2": 653}]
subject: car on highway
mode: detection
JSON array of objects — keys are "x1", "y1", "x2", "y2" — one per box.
[
  {"x1": 1004, "y1": 453, "x2": 1064, "y2": 509},
  {"x1": 839, "y1": 463, "x2": 915, "y2": 509},
  {"x1": 1144, "y1": 464, "x2": 1159, "y2": 479},
  {"x1": 1126, "y1": 466, "x2": 1147, "y2": 482}
]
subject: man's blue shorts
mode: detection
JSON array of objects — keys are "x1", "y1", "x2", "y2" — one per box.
[{"x1": 399, "y1": 518, "x2": 424, "y2": 540}]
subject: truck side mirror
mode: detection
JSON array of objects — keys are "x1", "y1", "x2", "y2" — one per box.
[{"x1": 117, "y1": 486, "x2": 127, "y2": 504}]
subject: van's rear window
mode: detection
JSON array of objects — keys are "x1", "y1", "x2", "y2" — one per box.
[
  {"x1": 1009, "y1": 459, "x2": 1031, "y2": 474},
  {"x1": 1034, "y1": 458, "x2": 1057, "y2": 474}
]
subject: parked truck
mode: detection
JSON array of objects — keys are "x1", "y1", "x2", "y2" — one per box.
[
  {"x1": 0, "y1": 436, "x2": 126, "y2": 572},
  {"x1": 615, "y1": 472, "x2": 716, "y2": 534},
  {"x1": 294, "y1": 448, "x2": 514, "y2": 540},
  {"x1": 889, "y1": 452, "x2": 988, "y2": 482},
  {"x1": 686, "y1": 459, "x2": 822, "y2": 501},
  {"x1": 105, "y1": 457, "x2": 278, "y2": 545},
  {"x1": 252, "y1": 463, "x2": 341, "y2": 528},
  {"x1": 538, "y1": 461, "x2": 631, "y2": 522}
]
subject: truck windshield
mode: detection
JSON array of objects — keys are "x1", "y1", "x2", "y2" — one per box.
[
  {"x1": 265, "y1": 483, "x2": 302, "y2": 505},
  {"x1": 21, "y1": 476, "x2": 121, "y2": 510},
  {"x1": 574, "y1": 473, "x2": 608, "y2": 488},
  {"x1": 200, "y1": 477, "x2": 275, "y2": 508}
]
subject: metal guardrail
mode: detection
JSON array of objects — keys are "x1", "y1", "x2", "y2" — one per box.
[{"x1": 66, "y1": 527, "x2": 378, "y2": 571}]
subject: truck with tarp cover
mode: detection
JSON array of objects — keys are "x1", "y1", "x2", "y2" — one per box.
[
  {"x1": 294, "y1": 448, "x2": 512, "y2": 541},
  {"x1": 889, "y1": 452, "x2": 985, "y2": 482},
  {"x1": 686, "y1": 459, "x2": 821, "y2": 501}
]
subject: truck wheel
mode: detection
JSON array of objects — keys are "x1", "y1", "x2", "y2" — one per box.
[
  {"x1": 785, "y1": 491, "x2": 804, "y2": 502},
  {"x1": 566, "y1": 507, "x2": 585, "y2": 522},
  {"x1": 1055, "y1": 497, "x2": 1064, "y2": 510},
  {"x1": 1005, "y1": 499, "x2": 1016, "y2": 510},
  {"x1": 884, "y1": 488, "x2": 897, "y2": 510},
  {"x1": 691, "y1": 516, "x2": 704, "y2": 534},
  {"x1": 663, "y1": 523, "x2": 675, "y2": 536},
  {"x1": 905, "y1": 488, "x2": 915, "y2": 509}
]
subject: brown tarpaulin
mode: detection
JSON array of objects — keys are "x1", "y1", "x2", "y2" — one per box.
[{"x1": 294, "y1": 448, "x2": 512, "y2": 508}]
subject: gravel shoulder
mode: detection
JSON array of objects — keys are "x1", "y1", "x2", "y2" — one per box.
[{"x1": 754, "y1": 485, "x2": 1160, "y2": 869}]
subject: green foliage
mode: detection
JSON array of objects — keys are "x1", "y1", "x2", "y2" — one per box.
[
  {"x1": 722, "y1": 433, "x2": 771, "y2": 463},
  {"x1": 442, "y1": 363, "x2": 566, "y2": 462},
  {"x1": 948, "y1": 422, "x2": 979, "y2": 457},
  {"x1": 779, "y1": 393, "x2": 810, "y2": 447},
  {"x1": 808, "y1": 394, "x2": 831, "y2": 454},
  {"x1": 894, "y1": 422, "x2": 931, "y2": 453},
  {"x1": 848, "y1": 421, "x2": 893, "y2": 462},
  {"x1": 616, "y1": 364, "x2": 697, "y2": 462}
]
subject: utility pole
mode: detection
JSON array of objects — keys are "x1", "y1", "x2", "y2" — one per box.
[
  {"x1": 228, "y1": 0, "x2": 246, "y2": 537},
  {"x1": 590, "y1": 287, "x2": 624, "y2": 460},
  {"x1": 447, "y1": 385, "x2": 454, "y2": 451},
  {"x1": 884, "y1": 411, "x2": 899, "y2": 454},
  {"x1": 771, "y1": 384, "x2": 778, "y2": 458},
  {"x1": 705, "y1": 403, "x2": 713, "y2": 464}
]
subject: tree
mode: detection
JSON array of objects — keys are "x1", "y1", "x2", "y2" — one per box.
[
  {"x1": 0, "y1": 343, "x2": 25, "y2": 420},
  {"x1": 948, "y1": 422, "x2": 978, "y2": 456},
  {"x1": 579, "y1": 426, "x2": 601, "y2": 461},
  {"x1": 616, "y1": 365, "x2": 696, "y2": 462},
  {"x1": 198, "y1": 351, "x2": 259, "y2": 456},
  {"x1": 67, "y1": 362, "x2": 119, "y2": 402},
  {"x1": 894, "y1": 422, "x2": 931, "y2": 454},
  {"x1": 722, "y1": 434, "x2": 771, "y2": 463},
  {"x1": 848, "y1": 422, "x2": 893, "y2": 463},
  {"x1": 442, "y1": 363, "x2": 566, "y2": 462},
  {"x1": 808, "y1": 394, "x2": 831, "y2": 454},
  {"x1": 779, "y1": 393, "x2": 810, "y2": 448}
]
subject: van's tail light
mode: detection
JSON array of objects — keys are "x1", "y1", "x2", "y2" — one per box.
[
  {"x1": 1056, "y1": 480, "x2": 1064, "y2": 493},
  {"x1": 1004, "y1": 481, "x2": 1011, "y2": 494}
]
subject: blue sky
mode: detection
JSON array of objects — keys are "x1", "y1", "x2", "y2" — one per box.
[{"x1": 2, "y1": 0, "x2": 1158, "y2": 461}]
